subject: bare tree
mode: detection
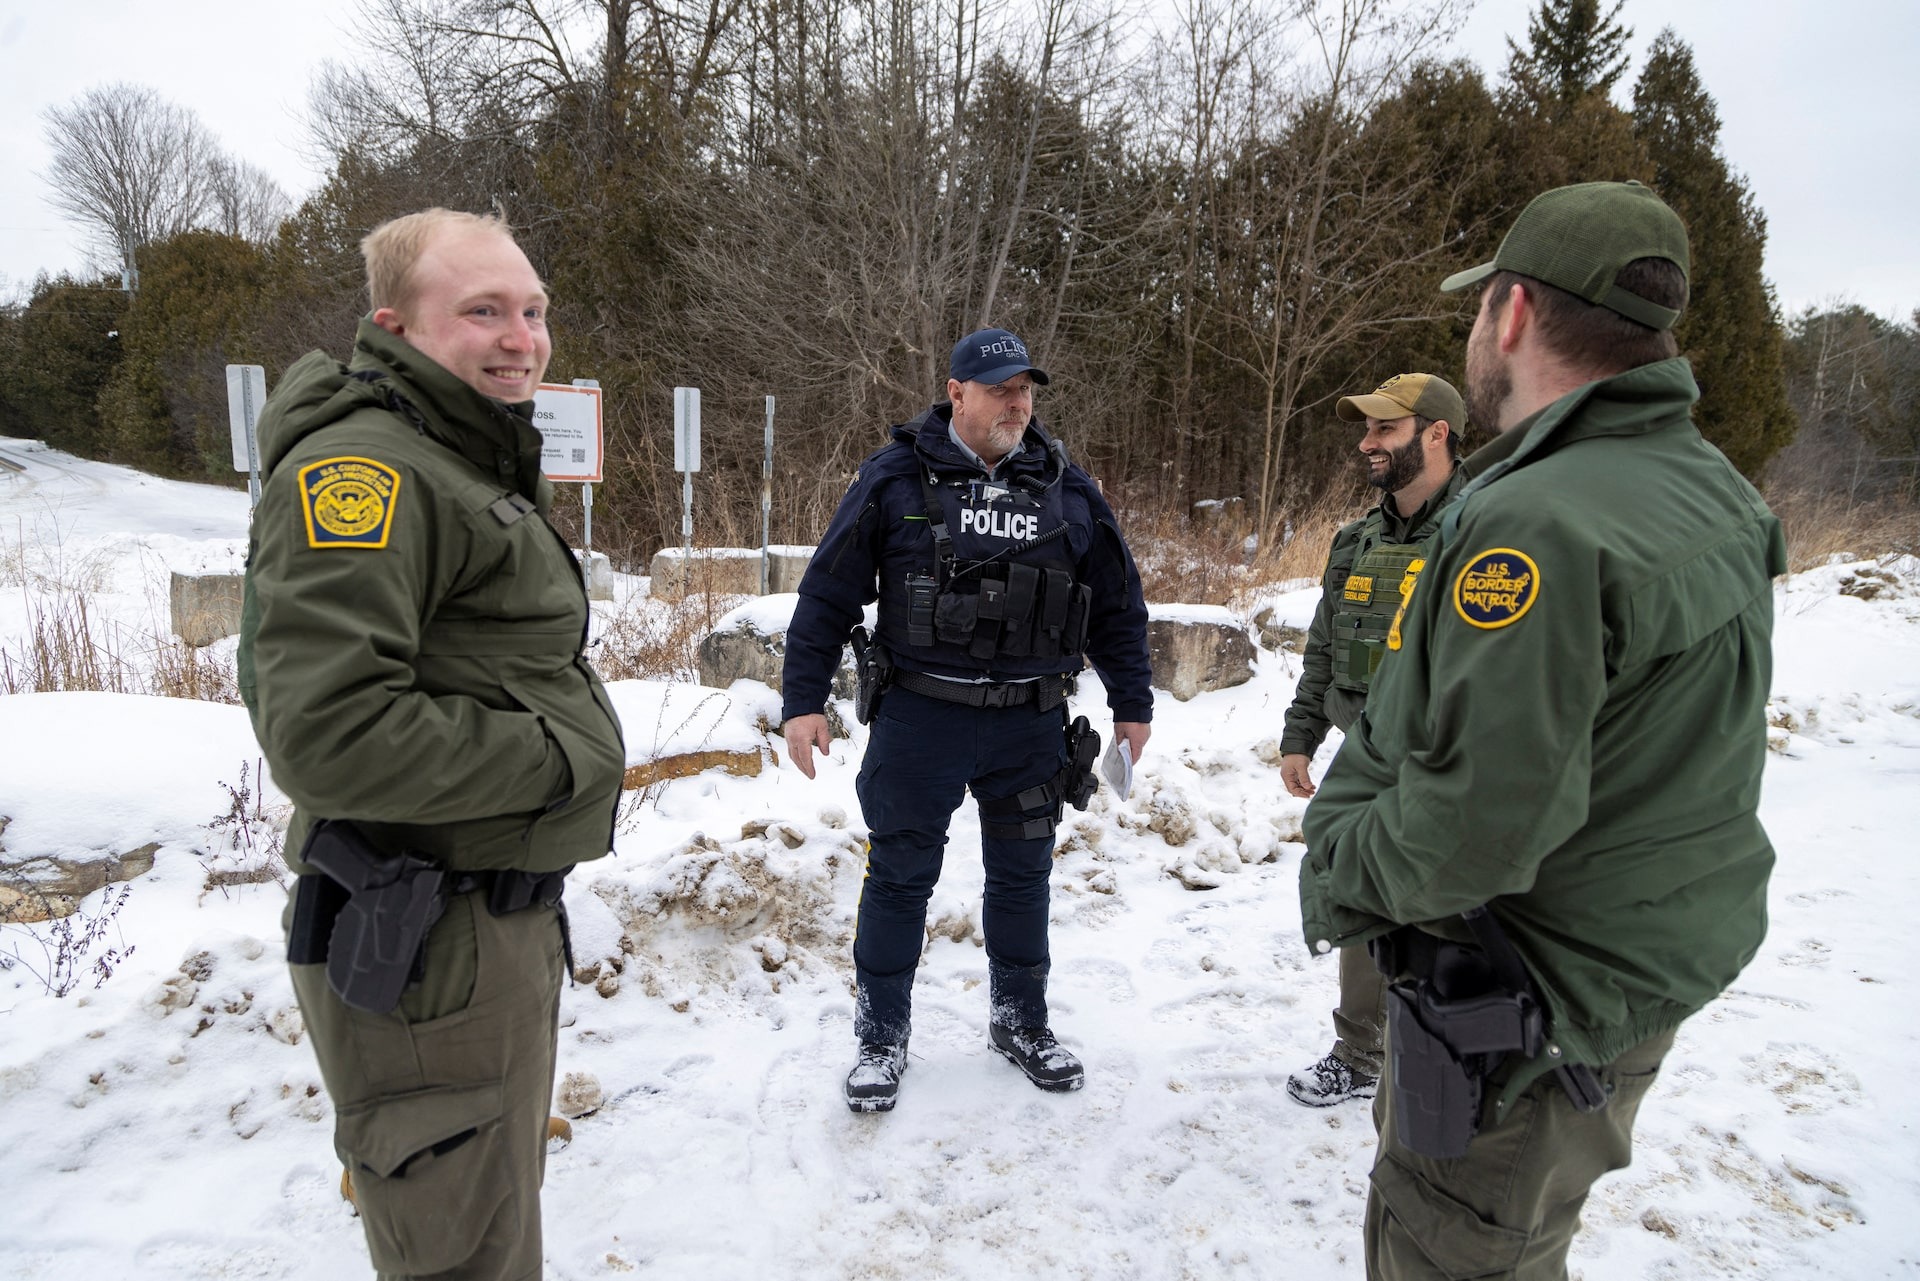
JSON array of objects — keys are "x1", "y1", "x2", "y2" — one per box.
[
  {"x1": 306, "y1": 0, "x2": 498, "y2": 162},
  {"x1": 207, "y1": 157, "x2": 293, "y2": 244},
  {"x1": 1148, "y1": 0, "x2": 1283, "y2": 506},
  {"x1": 40, "y1": 83, "x2": 221, "y2": 290},
  {"x1": 1210, "y1": 0, "x2": 1464, "y2": 531}
]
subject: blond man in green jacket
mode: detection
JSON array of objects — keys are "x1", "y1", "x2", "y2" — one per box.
[{"x1": 240, "y1": 209, "x2": 624, "y2": 1279}]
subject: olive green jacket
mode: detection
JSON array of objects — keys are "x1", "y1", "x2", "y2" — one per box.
[
  {"x1": 1300, "y1": 357, "x2": 1785, "y2": 1095},
  {"x1": 1279, "y1": 465, "x2": 1469, "y2": 757},
  {"x1": 238, "y1": 320, "x2": 624, "y2": 874}
]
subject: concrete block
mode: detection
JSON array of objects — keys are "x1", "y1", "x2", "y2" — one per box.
[
  {"x1": 582, "y1": 550, "x2": 614, "y2": 601},
  {"x1": 170, "y1": 571, "x2": 244, "y2": 647},
  {"x1": 648, "y1": 548, "x2": 763, "y2": 602},
  {"x1": 1146, "y1": 607, "x2": 1257, "y2": 701}
]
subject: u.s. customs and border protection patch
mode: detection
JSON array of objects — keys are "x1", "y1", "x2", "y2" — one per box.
[
  {"x1": 297, "y1": 457, "x2": 401, "y2": 549},
  {"x1": 1386, "y1": 558, "x2": 1426, "y2": 651},
  {"x1": 1453, "y1": 548, "x2": 1539, "y2": 629}
]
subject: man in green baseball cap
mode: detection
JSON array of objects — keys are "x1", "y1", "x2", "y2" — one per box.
[{"x1": 1298, "y1": 180, "x2": 1785, "y2": 1279}]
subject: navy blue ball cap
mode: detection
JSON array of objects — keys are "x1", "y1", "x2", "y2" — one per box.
[{"x1": 950, "y1": 328, "x2": 1051, "y2": 386}]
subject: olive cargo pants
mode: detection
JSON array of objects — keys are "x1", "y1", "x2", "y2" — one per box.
[
  {"x1": 1365, "y1": 1027, "x2": 1677, "y2": 1280},
  {"x1": 289, "y1": 891, "x2": 565, "y2": 1280},
  {"x1": 1332, "y1": 943, "x2": 1387, "y2": 1074}
]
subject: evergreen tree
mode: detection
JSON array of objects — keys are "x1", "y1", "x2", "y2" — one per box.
[
  {"x1": 1633, "y1": 28, "x2": 1795, "y2": 479},
  {"x1": 6, "y1": 275, "x2": 130, "y2": 456},
  {"x1": 1506, "y1": 0, "x2": 1634, "y2": 117},
  {"x1": 96, "y1": 231, "x2": 268, "y2": 477}
]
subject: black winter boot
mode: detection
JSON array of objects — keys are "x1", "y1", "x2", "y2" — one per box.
[
  {"x1": 844, "y1": 1041, "x2": 908, "y2": 1113},
  {"x1": 989, "y1": 1023, "x2": 1084, "y2": 1092}
]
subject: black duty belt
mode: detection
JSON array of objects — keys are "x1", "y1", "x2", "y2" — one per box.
[
  {"x1": 286, "y1": 819, "x2": 577, "y2": 1014},
  {"x1": 449, "y1": 866, "x2": 572, "y2": 916},
  {"x1": 891, "y1": 667, "x2": 1074, "y2": 709}
]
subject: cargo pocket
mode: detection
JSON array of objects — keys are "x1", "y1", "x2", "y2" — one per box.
[
  {"x1": 1369, "y1": 1155, "x2": 1531, "y2": 1280},
  {"x1": 335, "y1": 1079, "x2": 509, "y2": 1276}
]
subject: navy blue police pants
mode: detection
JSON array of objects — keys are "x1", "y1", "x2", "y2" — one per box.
[{"x1": 852, "y1": 684, "x2": 1069, "y2": 1045}]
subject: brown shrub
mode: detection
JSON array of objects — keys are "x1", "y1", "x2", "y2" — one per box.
[
  {"x1": 1121, "y1": 486, "x2": 1368, "y2": 607},
  {"x1": 1764, "y1": 485, "x2": 1919, "y2": 573}
]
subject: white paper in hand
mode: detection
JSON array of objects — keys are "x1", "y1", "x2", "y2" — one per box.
[{"x1": 1100, "y1": 737, "x2": 1133, "y2": 801}]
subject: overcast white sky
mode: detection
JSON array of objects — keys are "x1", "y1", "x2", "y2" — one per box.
[{"x1": 2, "y1": 0, "x2": 1915, "y2": 319}]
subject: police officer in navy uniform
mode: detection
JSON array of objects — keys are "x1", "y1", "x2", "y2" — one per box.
[{"x1": 782, "y1": 327, "x2": 1153, "y2": 1113}]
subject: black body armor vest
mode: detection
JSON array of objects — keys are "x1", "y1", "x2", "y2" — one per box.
[{"x1": 901, "y1": 469, "x2": 1090, "y2": 666}]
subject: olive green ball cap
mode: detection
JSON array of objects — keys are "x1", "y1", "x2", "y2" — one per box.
[{"x1": 1440, "y1": 180, "x2": 1691, "y2": 330}]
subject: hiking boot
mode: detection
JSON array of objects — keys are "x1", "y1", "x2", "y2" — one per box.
[
  {"x1": 844, "y1": 1041, "x2": 908, "y2": 1113},
  {"x1": 989, "y1": 1023, "x2": 1085, "y2": 1092},
  {"x1": 1286, "y1": 1051, "x2": 1377, "y2": 1107}
]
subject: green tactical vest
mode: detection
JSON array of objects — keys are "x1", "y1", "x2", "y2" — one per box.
[{"x1": 1329, "y1": 536, "x2": 1429, "y2": 693}]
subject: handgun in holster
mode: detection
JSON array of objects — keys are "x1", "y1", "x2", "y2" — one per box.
[
  {"x1": 976, "y1": 713, "x2": 1103, "y2": 841},
  {"x1": 294, "y1": 819, "x2": 448, "y2": 1015},
  {"x1": 1063, "y1": 715, "x2": 1100, "y2": 810},
  {"x1": 850, "y1": 625, "x2": 894, "y2": 726},
  {"x1": 1374, "y1": 905, "x2": 1608, "y2": 1161}
]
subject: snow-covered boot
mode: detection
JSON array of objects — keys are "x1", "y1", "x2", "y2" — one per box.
[
  {"x1": 989, "y1": 1023, "x2": 1084, "y2": 1092},
  {"x1": 844, "y1": 1041, "x2": 908, "y2": 1113},
  {"x1": 1285, "y1": 1051, "x2": 1378, "y2": 1107}
]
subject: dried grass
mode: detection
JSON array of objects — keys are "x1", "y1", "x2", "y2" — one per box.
[
  {"x1": 1764, "y1": 484, "x2": 1919, "y2": 572},
  {"x1": 2, "y1": 530, "x2": 241, "y2": 703},
  {"x1": 589, "y1": 592, "x2": 737, "y2": 684},
  {"x1": 1122, "y1": 486, "x2": 1368, "y2": 607},
  {"x1": 1, "y1": 581, "x2": 141, "y2": 695}
]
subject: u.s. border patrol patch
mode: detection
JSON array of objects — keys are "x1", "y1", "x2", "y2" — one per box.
[
  {"x1": 297, "y1": 457, "x2": 401, "y2": 549},
  {"x1": 1453, "y1": 548, "x2": 1538, "y2": 629}
]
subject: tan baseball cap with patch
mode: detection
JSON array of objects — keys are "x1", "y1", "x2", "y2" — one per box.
[{"x1": 1335, "y1": 372, "x2": 1466, "y2": 429}]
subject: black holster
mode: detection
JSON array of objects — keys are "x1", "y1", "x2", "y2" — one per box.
[
  {"x1": 293, "y1": 819, "x2": 447, "y2": 1015},
  {"x1": 1063, "y1": 715, "x2": 1100, "y2": 810},
  {"x1": 850, "y1": 626, "x2": 894, "y2": 725},
  {"x1": 1383, "y1": 979, "x2": 1543, "y2": 1160},
  {"x1": 975, "y1": 713, "x2": 1100, "y2": 841},
  {"x1": 1373, "y1": 905, "x2": 1601, "y2": 1161}
]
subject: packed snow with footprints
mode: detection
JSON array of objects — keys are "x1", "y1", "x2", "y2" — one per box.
[{"x1": 3, "y1": 438, "x2": 1917, "y2": 1278}]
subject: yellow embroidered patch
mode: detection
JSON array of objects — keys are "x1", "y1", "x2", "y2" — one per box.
[
  {"x1": 1343, "y1": 574, "x2": 1374, "y2": 603},
  {"x1": 1386, "y1": 558, "x2": 1426, "y2": 651},
  {"x1": 1453, "y1": 548, "x2": 1539, "y2": 629},
  {"x1": 298, "y1": 457, "x2": 401, "y2": 549}
]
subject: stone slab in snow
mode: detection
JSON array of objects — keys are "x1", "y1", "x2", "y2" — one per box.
[
  {"x1": 170, "y1": 571, "x2": 244, "y2": 647},
  {"x1": 1145, "y1": 604, "x2": 1256, "y2": 701},
  {"x1": 648, "y1": 546, "x2": 814, "y2": 601}
]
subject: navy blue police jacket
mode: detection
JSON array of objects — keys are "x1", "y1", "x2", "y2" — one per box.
[{"x1": 781, "y1": 403, "x2": 1153, "y2": 725}]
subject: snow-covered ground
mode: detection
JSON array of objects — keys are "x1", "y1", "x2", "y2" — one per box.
[{"x1": 3, "y1": 437, "x2": 1917, "y2": 1279}]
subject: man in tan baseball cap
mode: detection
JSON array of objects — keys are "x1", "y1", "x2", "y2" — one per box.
[
  {"x1": 1277, "y1": 370, "x2": 1467, "y2": 1109},
  {"x1": 1336, "y1": 372, "x2": 1467, "y2": 431}
]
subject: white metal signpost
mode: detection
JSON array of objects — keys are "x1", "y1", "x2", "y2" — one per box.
[
  {"x1": 674, "y1": 387, "x2": 702, "y2": 576},
  {"x1": 760, "y1": 395, "x2": 775, "y2": 594},
  {"x1": 225, "y1": 364, "x2": 267, "y2": 506}
]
